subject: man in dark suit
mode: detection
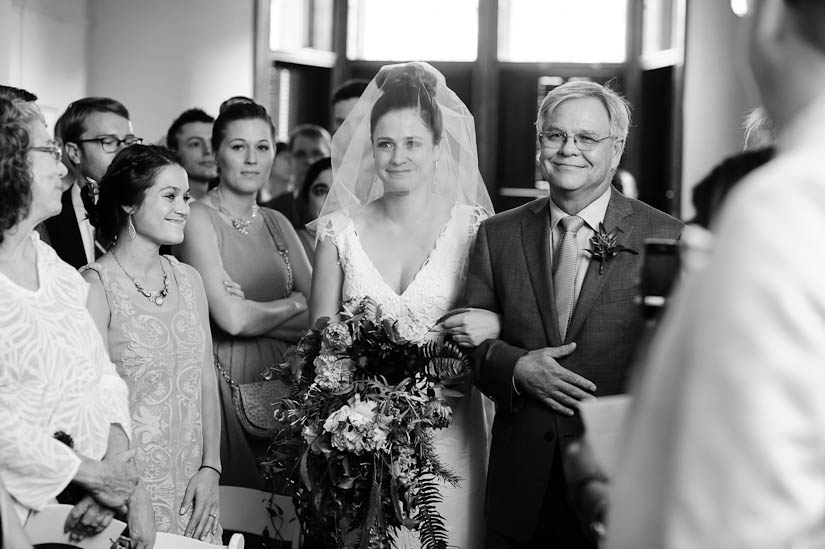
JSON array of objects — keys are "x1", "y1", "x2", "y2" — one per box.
[
  {"x1": 45, "y1": 97, "x2": 140, "y2": 269},
  {"x1": 465, "y1": 81, "x2": 683, "y2": 548},
  {"x1": 263, "y1": 124, "x2": 330, "y2": 228}
]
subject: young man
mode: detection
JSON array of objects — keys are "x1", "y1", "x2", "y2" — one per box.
[
  {"x1": 166, "y1": 108, "x2": 218, "y2": 200},
  {"x1": 264, "y1": 124, "x2": 330, "y2": 228},
  {"x1": 46, "y1": 97, "x2": 140, "y2": 268},
  {"x1": 330, "y1": 78, "x2": 369, "y2": 132}
]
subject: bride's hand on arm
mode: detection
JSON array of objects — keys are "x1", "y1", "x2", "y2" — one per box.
[
  {"x1": 178, "y1": 204, "x2": 307, "y2": 337},
  {"x1": 440, "y1": 308, "x2": 501, "y2": 347},
  {"x1": 309, "y1": 237, "x2": 343, "y2": 325}
]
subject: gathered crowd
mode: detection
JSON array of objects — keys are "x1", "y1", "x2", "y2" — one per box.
[{"x1": 3, "y1": 2, "x2": 825, "y2": 548}]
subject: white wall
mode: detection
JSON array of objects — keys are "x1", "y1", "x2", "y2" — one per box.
[
  {"x1": 0, "y1": 0, "x2": 89, "y2": 131},
  {"x1": 87, "y1": 0, "x2": 256, "y2": 143},
  {"x1": 681, "y1": 0, "x2": 761, "y2": 220}
]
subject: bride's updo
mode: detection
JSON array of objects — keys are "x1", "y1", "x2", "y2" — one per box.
[{"x1": 369, "y1": 63, "x2": 443, "y2": 144}]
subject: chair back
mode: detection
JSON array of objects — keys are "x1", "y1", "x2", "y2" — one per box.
[{"x1": 218, "y1": 487, "x2": 299, "y2": 547}]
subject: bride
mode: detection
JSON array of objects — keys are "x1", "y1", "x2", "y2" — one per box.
[{"x1": 309, "y1": 62, "x2": 499, "y2": 548}]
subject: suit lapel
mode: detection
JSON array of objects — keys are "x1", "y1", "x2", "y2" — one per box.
[
  {"x1": 565, "y1": 192, "x2": 635, "y2": 342},
  {"x1": 45, "y1": 187, "x2": 87, "y2": 269},
  {"x1": 521, "y1": 198, "x2": 563, "y2": 347}
]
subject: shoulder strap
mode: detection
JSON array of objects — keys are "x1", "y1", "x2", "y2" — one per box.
[
  {"x1": 260, "y1": 210, "x2": 294, "y2": 297},
  {"x1": 260, "y1": 209, "x2": 288, "y2": 252}
]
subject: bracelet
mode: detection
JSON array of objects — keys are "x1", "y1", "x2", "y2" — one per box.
[{"x1": 200, "y1": 464, "x2": 222, "y2": 476}]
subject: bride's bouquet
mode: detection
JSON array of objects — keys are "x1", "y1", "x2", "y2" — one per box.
[{"x1": 264, "y1": 298, "x2": 469, "y2": 549}]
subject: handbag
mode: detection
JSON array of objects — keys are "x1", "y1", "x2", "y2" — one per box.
[
  {"x1": 215, "y1": 210, "x2": 294, "y2": 439},
  {"x1": 215, "y1": 358, "x2": 289, "y2": 439}
]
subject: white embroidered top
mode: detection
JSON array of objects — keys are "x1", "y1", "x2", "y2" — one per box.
[
  {"x1": 0, "y1": 233, "x2": 131, "y2": 521},
  {"x1": 317, "y1": 203, "x2": 487, "y2": 342}
]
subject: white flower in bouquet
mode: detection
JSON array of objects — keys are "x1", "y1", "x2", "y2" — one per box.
[
  {"x1": 391, "y1": 446, "x2": 418, "y2": 486},
  {"x1": 302, "y1": 423, "x2": 320, "y2": 445},
  {"x1": 313, "y1": 355, "x2": 355, "y2": 392},
  {"x1": 322, "y1": 321, "x2": 353, "y2": 353},
  {"x1": 395, "y1": 316, "x2": 429, "y2": 343},
  {"x1": 323, "y1": 396, "x2": 391, "y2": 454}
]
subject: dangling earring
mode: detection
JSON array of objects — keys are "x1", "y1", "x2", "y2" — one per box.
[{"x1": 127, "y1": 214, "x2": 136, "y2": 240}]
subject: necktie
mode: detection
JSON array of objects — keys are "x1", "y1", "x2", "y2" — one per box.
[{"x1": 553, "y1": 215, "x2": 585, "y2": 341}]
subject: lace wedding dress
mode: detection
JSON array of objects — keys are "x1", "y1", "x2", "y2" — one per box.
[{"x1": 318, "y1": 202, "x2": 493, "y2": 549}]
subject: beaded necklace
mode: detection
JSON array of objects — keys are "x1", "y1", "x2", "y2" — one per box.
[
  {"x1": 111, "y1": 252, "x2": 169, "y2": 306},
  {"x1": 213, "y1": 187, "x2": 259, "y2": 235}
]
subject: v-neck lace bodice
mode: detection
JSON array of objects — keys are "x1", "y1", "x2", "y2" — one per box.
[{"x1": 317, "y1": 203, "x2": 487, "y2": 342}]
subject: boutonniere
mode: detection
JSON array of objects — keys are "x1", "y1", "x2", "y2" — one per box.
[{"x1": 585, "y1": 222, "x2": 638, "y2": 274}]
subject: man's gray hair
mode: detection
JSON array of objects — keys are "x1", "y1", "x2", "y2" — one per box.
[{"x1": 536, "y1": 81, "x2": 631, "y2": 146}]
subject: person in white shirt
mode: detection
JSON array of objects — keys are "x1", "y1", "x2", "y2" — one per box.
[
  {"x1": 0, "y1": 92, "x2": 138, "y2": 545},
  {"x1": 607, "y1": 1, "x2": 825, "y2": 547},
  {"x1": 44, "y1": 97, "x2": 142, "y2": 268}
]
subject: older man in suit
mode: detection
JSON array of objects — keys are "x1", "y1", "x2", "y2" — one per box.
[{"x1": 465, "y1": 81, "x2": 683, "y2": 548}]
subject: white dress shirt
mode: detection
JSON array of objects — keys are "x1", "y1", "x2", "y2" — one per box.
[{"x1": 606, "y1": 96, "x2": 825, "y2": 548}]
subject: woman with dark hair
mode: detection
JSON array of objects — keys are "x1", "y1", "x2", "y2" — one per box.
[
  {"x1": 0, "y1": 97, "x2": 138, "y2": 541},
  {"x1": 295, "y1": 156, "x2": 332, "y2": 263},
  {"x1": 81, "y1": 144, "x2": 222, "y2": 544},
  {"x1": 309, "y1": 62, "x2": 499, "y2": 548},
  {"x1": 177, "y1": 98, "x2": 312, "y2": 490}
]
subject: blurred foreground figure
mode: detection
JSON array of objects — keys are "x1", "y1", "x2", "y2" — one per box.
[{"x1": 607, "y1": 1, "x2": 825, "y2": 547}]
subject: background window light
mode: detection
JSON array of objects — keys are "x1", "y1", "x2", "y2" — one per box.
[
  {"x1": 347, "y1": 0, "x2": 479, "y2": 61},
  {"x1": 498, "y1": 0, "x2": 628, "y2": 63}
]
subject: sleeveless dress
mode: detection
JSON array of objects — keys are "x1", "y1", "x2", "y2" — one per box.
[
  {"x1": 202, "y1": 206, "x2": 294, "y2": 489},
  {"x1": 318, "y1": 203, "x2": 493, "y2": 549},
  {"x1": 80, "y1": 257, "x2": 220, "y2": 543}
]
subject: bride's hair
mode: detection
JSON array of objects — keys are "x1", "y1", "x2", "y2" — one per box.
[{"x1": 369, "y1": 63, "x2": 443, "y2": 144}]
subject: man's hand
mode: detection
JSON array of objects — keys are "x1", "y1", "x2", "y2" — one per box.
[
  {"x1": 181, "y1": 467, "x2": 220, "y2": 541},
  {"x1": 64, "y1": 495, "x2": 115, "y2": 542},
  {"x1": 126, "y1": 485, "x2": 156, "y2": 549},
  {"x1": 513, "y1": 343, "x2": 596, "y2": 415}
]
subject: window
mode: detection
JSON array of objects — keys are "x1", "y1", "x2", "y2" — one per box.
[
  {"x1": 270, "y1": 0, "x2": 333, "y2": 53},
  {"x1": 498, "y1": 0, "x2": 628, "y2": 63},
  {"x1": 347, "y1": 0, "x2": 479, "y2": 61}
]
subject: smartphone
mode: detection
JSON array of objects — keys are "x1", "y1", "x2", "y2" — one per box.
[{"x1": 640, "y1": 238, "x2": 681, "y2": 313}]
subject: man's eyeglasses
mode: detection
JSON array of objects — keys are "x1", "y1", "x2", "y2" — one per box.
[
  {"x1": 538, "y1": 130, "x2": 614, "y2": 151},
  {"x1": 29, "y1": 144, "x2": 62, "y2": 164},
  {"x1": 75, "y1": 135, "x2": 143, "y2": 153}
]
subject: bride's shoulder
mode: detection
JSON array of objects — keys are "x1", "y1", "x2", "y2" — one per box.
[
  {"x1": 315, "y1": 209, "x2": 356, "y2": 244},
  {"x1": 452, "y1": 203, "x2": 491, "y2": 233}
]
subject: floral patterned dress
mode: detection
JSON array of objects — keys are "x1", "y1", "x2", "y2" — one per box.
[
  {"x1": 317, "y1": 203, "x2": 493, "y2": 549},
  {"x1": 81, "y1": 257, "x2": 220, "y2": 543}
]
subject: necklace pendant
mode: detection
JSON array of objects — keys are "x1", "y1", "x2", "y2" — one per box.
[{"x1": 154, "y1": 295, "x2": 164, "y2": 306}]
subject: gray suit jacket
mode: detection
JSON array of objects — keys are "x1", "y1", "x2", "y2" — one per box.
[{"x1": 465, "y1": 190, "x2": 684, "y2": 540}]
